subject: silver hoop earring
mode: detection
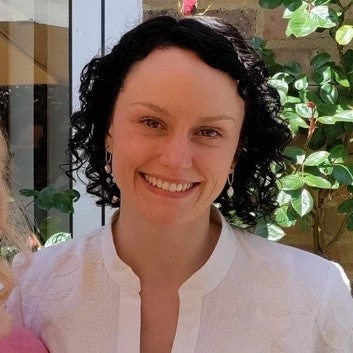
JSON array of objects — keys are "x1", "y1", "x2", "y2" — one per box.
[
  {"x1": 104, "y1": 149, "x2": 112, "y2": 174},
  {"x1": 111, "y1": 195, "x2": 119, "y2": 204},
  {"x1": 227, "y1": 169, "x2": 235, "y2": 198}
]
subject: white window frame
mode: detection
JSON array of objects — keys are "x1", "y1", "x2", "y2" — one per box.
[{"x1": 71, "y1": 0, "x2": 142, "y2": 237}]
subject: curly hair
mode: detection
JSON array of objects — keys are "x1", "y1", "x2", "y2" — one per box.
[{"x1": 68, "y1": 15, "x2": 291, "y2": 226}]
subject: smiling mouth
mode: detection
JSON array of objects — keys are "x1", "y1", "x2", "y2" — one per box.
[{"x1": 142, "y1": 173, "x2": 196, "y2": 192}]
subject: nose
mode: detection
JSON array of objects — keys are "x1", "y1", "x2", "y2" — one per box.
[{"x1": 159, "y1": 133, "x2": 193, "y2": 170}]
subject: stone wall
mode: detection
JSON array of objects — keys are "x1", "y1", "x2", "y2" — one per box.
[{"x1": 143, "y1": 0, "x2": 353, "y2": 279}]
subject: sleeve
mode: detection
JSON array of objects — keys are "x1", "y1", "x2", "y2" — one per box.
[
  {"x1": 314, "y1": 262, "x2": 353, "y2": 352},
  {"x1": 5, "y1": 253, "x2": 30, "y2": 327}
]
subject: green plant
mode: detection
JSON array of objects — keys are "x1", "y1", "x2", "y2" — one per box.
[
  {"x1": 20, "y1": 186, "x2": 80, "y2": 246},
  {"x1": 254, "y1": 0, "x2": 353, "y2": 256}
]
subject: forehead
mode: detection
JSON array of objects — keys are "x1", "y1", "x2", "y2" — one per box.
[{"x1": 116, "y1": 47, "x2": 244, "y2": 116}]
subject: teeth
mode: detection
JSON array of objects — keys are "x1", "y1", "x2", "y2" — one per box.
[
  {"x1": 144, "y1": 174, "x2": 193, "y2": 192},
  {"x1": 152, "y1": 177, "x2": 157, "y2": 186}
]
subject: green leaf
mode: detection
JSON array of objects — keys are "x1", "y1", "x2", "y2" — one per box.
[
  {"x1": 62, "y1": 189, "x2": 80, "y2": 202},
  {"x1": 317, "y1": 116, "x2": 337, "y2": 124},
  {"x1": 275, "y1": 205, "x2": 297, "y2": 227},
  {"x1": 284, "y1": 62, "x2": 302, "y2": 76},
  {"x1": 39, "y1": 186, "x2": 56, "y2": 198},
  {"x1": 304, "y1": 151, "x2": 330, "y2": 166},
  {"x1": 255, "y1": 222, "x2": 286, "y2": 241},
  {"x1": 283, "y1": 146, "x2": 306, "y2": 164},
  {"x1": 335, "y1": 25, "x2": 353, "y2": 45},
  {"x1": 269, "y1": 79, "x2": 289, "y2": 94},
  {"x1": 35, "y1": 187, "x2": 57, "y2": 210},
  {"x1": 291, "y1": 188, "x2": 314, "y2": 216},
  {"x1": 295, "y1": 103, "x2": 313, "y2": 118},
  {"x1": 312, "y1": 65, "x2": 332, "y2": 84},
  {"x1": 320, "y1": 84, "x2": 338, "y2": 104},
  {"x1": 310, "y1": 52, "x2": 331, "y2": 69},
  {"x1": 334, "y1": 67, "x2": 350, "y2": 87},
  {"x1": 332, "y1": 165, "x2": 353, "y2": 185},
  {"x1": 329, "y1": 144, "x2": 348, "y2": 164},
  {"x1": 338, "y1": 199, "x2": 353, "y2": 214},
  {"x1": 294, "y1": 75, "x2": 309, "y2": 90},
  {"x1": 283, "y1": 0, "x2": 304, "y2": 18},
  {"x1": 290, "y1": 116, "x2": 310, "y2": 128},
  {"x1": 346, "y1": 213, "x2": 353, "y2": 231},
  {"x1": 303, "y1": 174, "x2": 331, "y2": 188},
  {"x1": 309, "y1": 126, "x2": 326, "y2": 149},
  {"x1": 19, "y1": 188, "x2": 40, "y2": 198},
  {"x1": 39, "y1": 216, "x2": 61, "y2": 241},
  {"x1": 310, "y1": 6, "x2": 338, "y2": 29},
  {"x1": 281, "y1": 110, "x2": 310, "y2": 128},
  {"x1": 316, "y1": 102, "x2": 338, "y2": 116},
  {"x1": 279, "y1": 174, "x2": 304, "y2": 190},
  {"x1": 343, "y1": 49, "x2": 353, "y2": 73},
  {"x1": 287, "y1": 7, "x2": 318, "y2": 37},
  {"x1": 334, "y1": 111, "x2": 353, "y2": 122},
  {"x1": 287, "y1": 96, "x2": 302, "y2": 103},
  {"x1": 52, "y1": 193, "x2": 74, "y2": 213},
  {"x1": 271, "y1": 71, "x2": 293, "y2": 82},
  {"x1": 277, "y1": 190, "x2": 292, "y2": 206},
  {"x1": 44, "y1": 232, "x2": 72, "y2": 247},
  {"x1": 319, "y1": 164, "x2": 333, "y2": 176}
]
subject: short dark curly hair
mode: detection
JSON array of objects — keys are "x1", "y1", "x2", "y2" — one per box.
[{"x1": 68, "y1": 15, "x2": 291, "y2": 226}]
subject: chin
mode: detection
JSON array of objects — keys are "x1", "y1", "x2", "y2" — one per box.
[{"x1": 144, "y1": 207, "x2": 193, "y2": 227}]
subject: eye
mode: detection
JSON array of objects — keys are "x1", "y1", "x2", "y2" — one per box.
[
  {"x1": 140, "y1": 117, "x2": 164, "y2": 129},
  {"x1": 197, "y1": 128, "x2": 223, "y2": 138}
]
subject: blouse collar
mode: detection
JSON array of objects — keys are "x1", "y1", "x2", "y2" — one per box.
[{"x1": 102, "y1": 206, "x2": 237, "y2": 298}]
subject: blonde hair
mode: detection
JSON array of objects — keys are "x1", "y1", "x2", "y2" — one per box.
[
  {"x1": 0, "y1": 131, "x2": 13, "y2": 302},
  {"x1": 0, "y1": 129, "x2": 24, "y2": 304}
]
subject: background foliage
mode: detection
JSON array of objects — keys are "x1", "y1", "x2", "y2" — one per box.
[{"x1": 254, "y1": 0, "x2": 353, "y2": 256}]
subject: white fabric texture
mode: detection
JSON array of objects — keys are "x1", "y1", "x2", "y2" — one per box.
[{"x1": 6, "y1": 210, "x2": 353, "y2": 353}]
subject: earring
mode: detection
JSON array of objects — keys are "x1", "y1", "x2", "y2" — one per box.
[
  {"x1": 104, "y1": 149, "x2": 112, "y2": 174},
  {"x1": 227, "y1": 169, "x2": 234, "y2": 198},
  {"x1": 111, "y1": 195, "x2": 119, "y2": 204}
]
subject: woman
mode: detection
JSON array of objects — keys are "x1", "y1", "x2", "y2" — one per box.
[
  {"x1": 7, "y1": 16, "x2": 353, "y2": 352},
  {"x1": 0, "y1": 129, "x2": 47, "y2": 352}
]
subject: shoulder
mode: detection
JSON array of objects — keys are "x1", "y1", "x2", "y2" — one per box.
[
  {"x1": 228, "y1": 226, "x2": 352, "y2": 298},
  {"x1": 10, "y1": 225, "x2": 107, "y2": 306},
  {"x1": 0, "y1": 327, "x2": 48, "y2": 353},
  {"x1": 16, "y1": 226, "x2": 106, "y2": 280},
  {"x1": 234, "y1": 227, "x2": 333, "y2": 275}
]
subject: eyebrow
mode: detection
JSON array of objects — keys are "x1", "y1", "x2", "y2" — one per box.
[{"x1": 131, "y1": 102, "x2": 238, "y2": 123}]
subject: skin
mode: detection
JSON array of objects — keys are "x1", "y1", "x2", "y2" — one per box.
[{"x1": 106, "y1": 47, "x2": 245, "y2": 352}]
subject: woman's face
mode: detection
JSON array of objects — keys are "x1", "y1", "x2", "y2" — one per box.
[{"x1": 107, "y1": 47, "x2": 245, "y2": 226}]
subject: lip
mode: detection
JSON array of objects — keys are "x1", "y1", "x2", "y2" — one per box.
[{"x1": 139, "y1": 172, "x2": 200, "y2": 198}]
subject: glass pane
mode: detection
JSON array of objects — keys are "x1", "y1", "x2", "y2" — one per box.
[{"x1": 0, "y1": 0, "x2": 70, "y2": 245}]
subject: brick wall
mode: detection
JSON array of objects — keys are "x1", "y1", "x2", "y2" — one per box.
[{"x1": 142, "y1": 0, "x2": 353, "y2": 279}]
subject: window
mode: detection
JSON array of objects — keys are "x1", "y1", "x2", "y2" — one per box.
[{"x1": 0, "y1": 0, "x2": 70, "y2": 243}]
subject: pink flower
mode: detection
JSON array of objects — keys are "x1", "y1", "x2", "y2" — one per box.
[{"x1": 181, "y1": 0, "x2": 197, "y2": 16}]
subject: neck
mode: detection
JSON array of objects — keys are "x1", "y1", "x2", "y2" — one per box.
[{"x1": 111, "y1": 206, "x2": 220, "y2": 288}]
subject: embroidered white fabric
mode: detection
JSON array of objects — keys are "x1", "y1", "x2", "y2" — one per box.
[{"x1": 6, "y1": 210, "x2": 353, "y2": 353}]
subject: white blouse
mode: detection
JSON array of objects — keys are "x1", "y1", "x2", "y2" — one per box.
[{"x1": 6, "y1": 210, "x2": 353, "y2": 353}]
